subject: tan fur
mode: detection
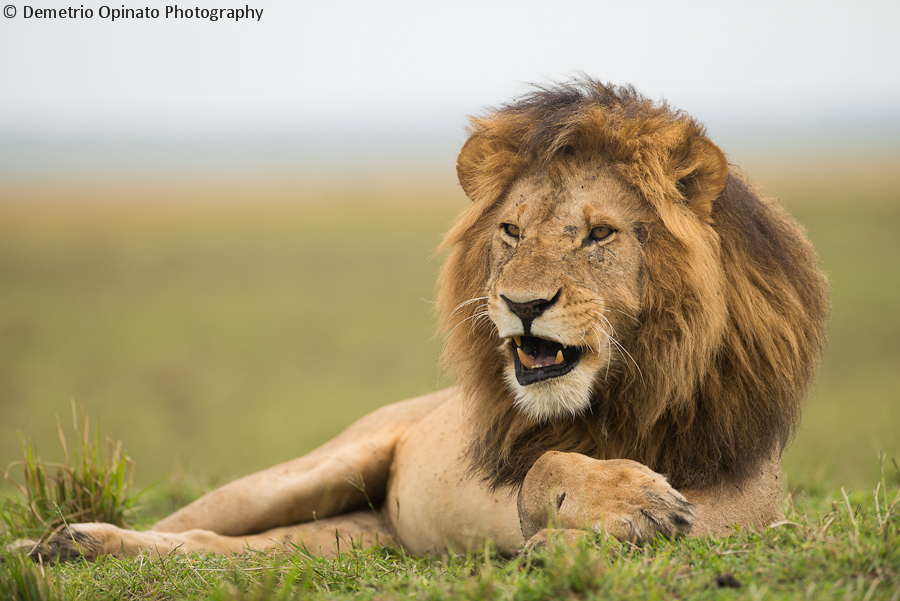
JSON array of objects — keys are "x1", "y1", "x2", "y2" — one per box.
[{"x1": 12, "y1": 79, "x2": 828, "y2": 563}]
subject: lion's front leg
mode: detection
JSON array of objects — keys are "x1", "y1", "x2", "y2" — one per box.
[{"x1": 518, "y1": 451, "x2": 695, "y2": 546}]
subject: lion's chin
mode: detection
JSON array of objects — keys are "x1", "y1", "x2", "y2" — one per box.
[{"x1": 504, "y1": 363, "x2": 597, "y2": 423}]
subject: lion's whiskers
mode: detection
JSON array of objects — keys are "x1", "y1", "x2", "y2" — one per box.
[
  {"x1": 588, "y1": 322, "x2": 612, "y2": 381},
  {"x1": 611, "y1": 337, "x2": 643, "y2": 383},
  {"x1": 450, "y1": 296, "x2": 489, "y2": 319},
  {"x1": 614, "y1": 309, "x2": 640, "y2": 324},
  {"x1": 469, "y1": 311, "x2": 495, "y2": 334},
  {"x1": 446, "y1": 303, "x2": 495, "y2": 339},
  {"x1": 590, "y1": 310, "x2": 643, "y2": 384},
  {"x1": 577, "y1": 325, "x2": 590, "y2": 348},
  {"x1": 591, "y1": 310, "x2": 617, "y2": 338}
]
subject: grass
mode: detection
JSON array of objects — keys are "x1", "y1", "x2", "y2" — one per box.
[
  {"x1": 1, "y1": 454, "x2": 898, "y2": 599},
  {"x1": 2, "y1": 402, "x2": 137, "y2": 541}
]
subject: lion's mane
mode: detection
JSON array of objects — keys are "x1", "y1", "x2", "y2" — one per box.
[{"x1": 437, "y1": 79, "x2": 830, "y2": 491}]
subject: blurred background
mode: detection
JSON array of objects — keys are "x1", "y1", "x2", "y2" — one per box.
[{"x1": 1, "y1": 1, "x2": 897, "y2": 496}]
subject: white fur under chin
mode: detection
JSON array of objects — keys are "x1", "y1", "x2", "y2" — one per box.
[{"x1": 504, "y1": 364, "x2": 597, "y2": 422}]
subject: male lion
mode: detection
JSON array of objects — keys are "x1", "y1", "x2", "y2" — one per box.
[{"x1": 19, "y1": 79, "x2": 829, "y2": 562}]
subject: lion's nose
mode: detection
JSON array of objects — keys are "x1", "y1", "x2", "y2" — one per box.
[{"x1": 501, "y1": 290, "x2": 561, "y2": 333}]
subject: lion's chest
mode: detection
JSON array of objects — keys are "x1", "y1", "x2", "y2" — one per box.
[{"x1": 384, "y1": 393, "x2": 522, "y2": 555}]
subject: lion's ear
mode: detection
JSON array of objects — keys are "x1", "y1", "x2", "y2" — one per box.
[
  {"x1": 456, "y1": 132, "x2": 525, "y2": 203},
  {"x1": 673, "y1": 137, "x2": 728, "y2": 219},
  {"x1": 456, "y1": 134, "x2": 487, "y2": 201}
]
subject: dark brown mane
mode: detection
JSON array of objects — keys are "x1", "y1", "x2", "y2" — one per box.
[{"x1": 438, "y1": 78, "x2": 829, "y2": 491}]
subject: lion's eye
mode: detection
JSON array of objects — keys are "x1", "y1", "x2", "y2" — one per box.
[
  {"x1": 590, "y1": 226, "x2": 614, "y2": 242},
  {"x1": 502, "y1": 223, "x2": 521, "y2": 239}
]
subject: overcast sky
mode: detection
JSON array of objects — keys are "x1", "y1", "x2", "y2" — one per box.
[{"x1": 1, "y1": 0, "x2": 898, "y2": 177}]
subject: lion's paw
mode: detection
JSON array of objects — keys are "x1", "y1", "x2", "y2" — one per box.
[
  {"x1": 603, "y1": 478, "x2": 695, "y2": 543},
  {"x1": 520, "y1": 451, "x2": 696, "y2": 545},
  {"x1": 6, "y1": 524, "x2": 119, "y2": 564}
]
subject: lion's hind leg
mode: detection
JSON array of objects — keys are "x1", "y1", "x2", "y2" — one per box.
[
  {"x1": 10, "y1": 391, "x2": 449, "y2": 564},
  {"x1": 263, "y1": 510, "x2": 394, "y2": 556},
  {"x1": 151, "y1": 391, "x2": 449, "y2": 538},
  {"x1": 15, "y1": 510, "x2": 392, "y2": 563}
]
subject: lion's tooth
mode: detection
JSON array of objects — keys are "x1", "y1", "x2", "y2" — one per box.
[
  {"x1": 516, "y1": 347, "x2": 534, "y2": 369},
  {"x1": 514, "y1": 336, "x2": 522, "y2": 347},
  {"x1": 563, "y1": 344, "x2": 568, "y2": 349},
  {"x1": 555, "y1": 350, "x2": 564, "y2": 365}
]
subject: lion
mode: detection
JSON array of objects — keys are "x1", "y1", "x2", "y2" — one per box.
[{"x1": 16, "y1": 79, "x2": 829, "y2": 562}]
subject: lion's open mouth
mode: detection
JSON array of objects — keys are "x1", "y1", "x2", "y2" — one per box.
[{"x1": 511, "y1": 335, "x2": 582, "y2": 385}]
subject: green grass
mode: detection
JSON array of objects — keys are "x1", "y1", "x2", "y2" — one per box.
[
  {"x1": 2, "y1": 402, "x2": 137, "y2": 540},
  {"x1": 2, "y1": 461, "x2": 898, "y2": 600}
]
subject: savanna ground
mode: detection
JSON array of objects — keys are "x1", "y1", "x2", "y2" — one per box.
[{"x1": 1, "y1": 154, "x2": 899, "y2": 599}]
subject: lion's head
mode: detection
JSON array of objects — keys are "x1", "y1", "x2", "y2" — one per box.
[{"x1": 437, "y1": 79, "x2": 829, "y2": 491}]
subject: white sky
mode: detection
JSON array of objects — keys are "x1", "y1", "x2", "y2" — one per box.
[{"x1": 1, "y1": 0, "x2": 898, "y2": 175}]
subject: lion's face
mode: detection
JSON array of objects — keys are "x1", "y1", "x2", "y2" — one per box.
[{"x1": 486, "y1": 162, "x2": 650, "y2": 421}]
